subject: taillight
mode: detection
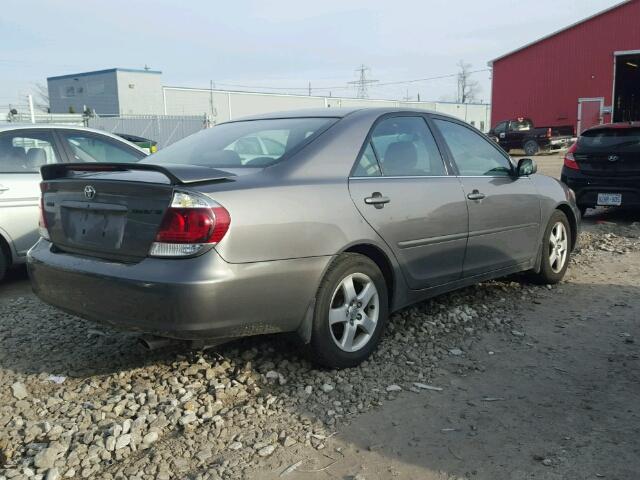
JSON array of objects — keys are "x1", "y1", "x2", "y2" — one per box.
[
  {"x1": 149, "y1": 191, "x2": 230, "y2": 257},
  {"x1": 563, "y1": 143, "x2": 579, "y2": 170},
  {"x1": 38, "y1": 183, "x2": 50, "y2": 240},
  {"x1": 546, "y1": 127, "x2": 552, "y2": 138}
]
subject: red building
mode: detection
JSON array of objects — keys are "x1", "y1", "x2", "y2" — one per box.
[{"x1": 490, "y1": 0, "x2": 640, "y2": 134}]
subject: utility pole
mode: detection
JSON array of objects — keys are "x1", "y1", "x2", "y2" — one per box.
[
  {"x1": 308, "y1": 81, "x2": 311, "y2": 96},
  {"x1": 402, "y1": 89, "x2": 412, "y2": 102},
  {"x1": 347, "y1": 65, "x2": 378, "y2": 99}
]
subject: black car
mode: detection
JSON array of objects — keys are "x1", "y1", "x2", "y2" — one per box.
[{"x1": 561, "y1": 122, "x2": 640, "y2": 215}]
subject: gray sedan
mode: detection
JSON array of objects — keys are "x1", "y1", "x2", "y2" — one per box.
[{"x1": 28, "y1": 108, "x2": 579, "y2": 368}]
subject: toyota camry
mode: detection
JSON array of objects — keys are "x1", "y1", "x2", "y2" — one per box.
[{"x1": 28, "y1": 108, "x2": 580, "y2": 368}]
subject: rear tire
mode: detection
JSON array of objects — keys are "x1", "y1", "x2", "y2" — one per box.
[
  {"x1": 307, "y1": 253, "x2": 388, "y2": 369},
  {"x1": 0, "y1": 248, "x2": 8, "y2": 282},
  {"x1": 523, "y1": 140, "x2": 539, "y2": 156},
  {"x1": 528, "y1": 210, "x2": 571, "y2": 285}
]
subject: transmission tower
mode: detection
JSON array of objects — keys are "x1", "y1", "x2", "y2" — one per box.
[{"x1": 348, "y1": 65, "x2": 378, "y2": 99}]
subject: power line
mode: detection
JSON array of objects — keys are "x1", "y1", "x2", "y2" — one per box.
[{"x1": 375, "y1": 68, "x2": 491, "y2": 87}]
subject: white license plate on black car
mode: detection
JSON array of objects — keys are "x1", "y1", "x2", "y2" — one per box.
[{"x1": 597, "y1": 193, "x2": 622, "y2": 206}]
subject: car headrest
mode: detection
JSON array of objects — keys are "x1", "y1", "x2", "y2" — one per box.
[
  {"x1": 3, "y1": 146, "x2": 27, "y2": 171},
  {"x1": 27, "y1": 148, "x2": 48, "y2": 169},
  {"x1": 383, "y1": 141, "x2": 417, "y2": 175}
]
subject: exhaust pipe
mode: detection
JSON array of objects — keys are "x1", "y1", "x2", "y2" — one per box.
[
  {"x1": 138, "y1": 335, "x2": 177, "y2": 351},
  {"x1": 138, "y1": 335, "x2": 226, "y2": 352}
]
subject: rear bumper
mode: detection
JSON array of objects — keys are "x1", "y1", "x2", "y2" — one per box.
[
  {"x1": 28, "y1": 240, "x2": 331, "y2": 340},
  {"x1": 547, "y1": 137, "x2": 576, "y2": 151},
  {"x1": 561, "y1": 170, "x2": 640, "y2": 208}
]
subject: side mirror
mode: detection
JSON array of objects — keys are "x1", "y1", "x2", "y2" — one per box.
[{"x1": 517, "y1": 158, "x2": 537, "y2": 176}]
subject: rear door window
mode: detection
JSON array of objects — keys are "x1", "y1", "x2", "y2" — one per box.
[
  {"x1": 0, "y1": 130, "x2": 60, "y2": 173},
  {"x1": 368, "y1": 116, "x2": 447, "y2": 177},
  {"x1": 59, "y1": 131, "x2": 145, "y2": 163},
  {"x1": 352, "y1": 143, "x2": 382, "y2": 177}
]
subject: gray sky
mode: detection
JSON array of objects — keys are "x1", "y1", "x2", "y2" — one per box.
[{"x1": 0, "y1": 0, "x2": 622, "y2": 109}]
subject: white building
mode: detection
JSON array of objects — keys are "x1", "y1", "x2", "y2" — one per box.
[
  {"x1": 163, "y1": 86, "x2": 491, "y2": 132},
  {"x1": 47, "y1": 68, "x2": 491, "y2": 131}
]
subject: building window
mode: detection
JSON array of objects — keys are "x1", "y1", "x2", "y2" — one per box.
[
  {"x1": 62, "y1": 86, "x2": 75, "y2": 98},
  {"x1": 87, "y1": 81, "x2": 105, "y2": 96}
]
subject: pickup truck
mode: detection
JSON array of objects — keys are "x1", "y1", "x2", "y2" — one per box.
[{"x1": 488, "y1": 118, "x2": 575, "y2": 156}]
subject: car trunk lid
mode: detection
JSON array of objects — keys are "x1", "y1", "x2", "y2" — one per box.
[{"x1": 40, "y1": 163, "x2": 235, "y2": 262}]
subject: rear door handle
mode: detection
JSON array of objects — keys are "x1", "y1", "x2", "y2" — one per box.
[
  {"x1": 467, "y1": 190, "x2": 486, "y2": 201},
  {"x1": 364, "y1": 192, "x2": 390, "y2": 209}
]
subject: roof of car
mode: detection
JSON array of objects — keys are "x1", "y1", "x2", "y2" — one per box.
[
  {"x1": 225, "y1": 107, "x2": 455, "y2": 123},
  {"x1": 584, "y1": 121, "x2": 640, "y2": 132},
  {"x1": 0, "y1": 123, "x2": 147, "y2": 153}
]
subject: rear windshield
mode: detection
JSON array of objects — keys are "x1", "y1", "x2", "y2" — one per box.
[
  {"x1": 145, "y1": 117, "x2": 337, "y2": 168},
  {"x1": 580, "y1": 128, "x2": 640, "y2": 150}
]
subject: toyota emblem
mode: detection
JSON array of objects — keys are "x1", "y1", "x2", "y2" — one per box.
[
  {"x1": 84, "y1": 185, "x2": 96, "y2": 200},
  {"x1": 607, "y1": 154, "x2": 619, "y2": 162}
]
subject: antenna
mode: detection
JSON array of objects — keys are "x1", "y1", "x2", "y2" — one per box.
[{"x1": 347, "y1": 65, "x2": 378, "y2": 99}]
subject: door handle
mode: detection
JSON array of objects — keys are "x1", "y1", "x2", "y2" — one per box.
[
  {"x1": 0, "y1": 184, "x2": 8, "y2": 193},
  {"x1": 364, "y1": 192, "x2": 390, "y2": 209},
  {"x1": 467, "y1": 190, "x2": 486, "y2": 201}
]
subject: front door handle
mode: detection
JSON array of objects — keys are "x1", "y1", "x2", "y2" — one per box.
[
  {"x1": 467, "y1": 189, "x2": 486, "y2": 201},
  {"x1": 364, "y1": 192, "x2": 390, "y2": 209},
  {"x1": 0, "y1": 184, "x2": 9, "y2": 193}
]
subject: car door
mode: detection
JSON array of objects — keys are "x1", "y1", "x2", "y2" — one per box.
[
  {"x1": 0, "y1": 129, "x2": 63, "y2": 257},
  {"x1": 431, "y1": 117, "x2": 541, "y2": 277},
  {"x1": 492, "y1": 121, "x2": 509, "y2": 149},
  {"x1": 57, "y1": 129, "x2": 146, "y2": 164},
  {"x1": 348, "y1": 115, "x2": 469, "y2": 290}
]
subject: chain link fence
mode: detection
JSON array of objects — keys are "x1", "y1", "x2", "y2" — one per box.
[{"x1": 87, "y1": 115, "x2": 208, "y2": 149}]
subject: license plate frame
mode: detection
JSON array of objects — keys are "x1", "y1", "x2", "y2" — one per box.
[{"x1": 597, "y1": 193, "x2": 622, "y2": 206}]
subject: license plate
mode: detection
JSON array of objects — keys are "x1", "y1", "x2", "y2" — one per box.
[
  {"x1": 597, "y1": 193, "x2": 622, "y2": 206},
  {"x1": 63, "y1": 207, "x2": 126, "y2": 248}
]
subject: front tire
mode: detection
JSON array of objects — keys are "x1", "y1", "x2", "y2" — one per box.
[
  {"x1": 523, "y1": 140, "x2": 539, "y2": 156},
  {"x1": 529, "y1": 210, "x2": 571, "y2": 284},
  {"x1": 308, "y1": 253, "x2": 388, "y2": 368}
]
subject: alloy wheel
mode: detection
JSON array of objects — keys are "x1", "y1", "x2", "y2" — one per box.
[
  {"x1": 549, "y1": 221, "x2": 568, "y2": 273},
  {"x1": 328, "y1": 273, "x2": 380, "y2": 353}
]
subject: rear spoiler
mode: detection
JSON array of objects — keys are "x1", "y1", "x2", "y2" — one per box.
[{"x1": 40, "y1": 162, "x2": 236, "y2": 185}]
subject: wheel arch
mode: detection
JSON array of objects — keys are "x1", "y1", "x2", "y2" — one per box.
[
  {"x1": 555, "y1": 202, "x2": 578, "y2": 251},
  {"x1": 533, "y1": 202, "x2": 578, "y2": 274},
  {"x1": 343, "y1": 243, "x2": 395, "y2": 306},
  {"x1": 296, "y1": 241, "x2": 398, "y2": 344}
]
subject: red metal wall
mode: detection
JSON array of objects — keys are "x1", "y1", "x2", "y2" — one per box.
[{"x1": 491, "y1": 0, "x2": 640, "y2": 131}]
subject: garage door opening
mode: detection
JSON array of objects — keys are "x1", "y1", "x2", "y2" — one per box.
[{"x1": 613, "y1": 52, "x2": 640, "y2": 122}]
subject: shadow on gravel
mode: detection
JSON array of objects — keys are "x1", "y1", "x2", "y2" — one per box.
[
  {"x1": 262, "y1": 277, "x2": 640, "y2": 480},
  {"x1": 582, "y1": 206, "x2": 640, "y2": 226}
]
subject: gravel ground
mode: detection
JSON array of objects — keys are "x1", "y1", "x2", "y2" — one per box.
[{"x1": 1, "y1": 222, "x2": 639, "y2": 480}]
